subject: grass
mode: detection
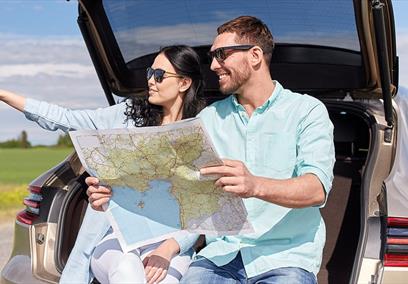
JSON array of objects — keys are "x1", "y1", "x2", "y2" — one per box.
[
  {"x1": 0, "y1": 184, "x2": 27, "y2": 222},
  {"x1": 0, "y1": 147, "x2": 73, "y2": 222},
  {"x1": 0, "y1": 147, "x2": 73, "y2": 184}
]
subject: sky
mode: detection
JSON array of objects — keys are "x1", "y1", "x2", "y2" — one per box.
[{"x1": 0, "y1": 0, "x2": 408, "y2": 145}]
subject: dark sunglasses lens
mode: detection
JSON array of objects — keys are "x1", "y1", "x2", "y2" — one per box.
[
  {"x1": 154, "y1": 69, "x2": 165, "y2": 83},
  {"x1": 215, "y1": 48, "x2": 225, "y2": 61},
  {"x1": 208, "y1": 48, "x2": 225, "y2": 61},
  {"x1": 146, "y1": 67, "x2": 165, "y2": 83},
  {"x1": 146, "y1": 67, "x2": 154, "y2": 80}
]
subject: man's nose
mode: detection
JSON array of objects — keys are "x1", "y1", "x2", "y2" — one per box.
[{"x1": 210, "y1": 57, "x2": 221, "y2": 71}]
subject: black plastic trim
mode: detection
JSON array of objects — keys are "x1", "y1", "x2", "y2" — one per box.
[{"x1": 55, "y1": 175, "x2": 88, "y2": 273}]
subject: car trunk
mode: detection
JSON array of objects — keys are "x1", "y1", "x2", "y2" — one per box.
[{"x1": 319, "y1": 102, "x2": 372, "y2": 284}]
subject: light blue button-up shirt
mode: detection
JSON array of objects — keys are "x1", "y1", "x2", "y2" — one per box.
[{"x1": 197, "y1": 81, "x2": 335, "y2": 277}]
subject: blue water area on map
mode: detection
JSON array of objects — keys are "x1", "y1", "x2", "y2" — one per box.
[{"x1": 108, "y1": 179, "x2": 182, "y2": 247}]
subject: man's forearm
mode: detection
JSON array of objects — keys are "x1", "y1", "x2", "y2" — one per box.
[{"x1": 253, "y1": 173, "x2": 325, "y2": 208}]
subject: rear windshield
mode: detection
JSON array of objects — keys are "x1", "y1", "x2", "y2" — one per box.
[{"x1": 102, "y1": 0, "x2": 360, "y2": 64}]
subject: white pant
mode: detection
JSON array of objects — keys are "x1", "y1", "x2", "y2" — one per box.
[{"x1": 90, "y1": 230, "x2": 191, "y2": 283}]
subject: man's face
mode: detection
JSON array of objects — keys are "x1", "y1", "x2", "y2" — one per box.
[{"x1": 210, "y1": 32, "x2": 251, "y2": 95}]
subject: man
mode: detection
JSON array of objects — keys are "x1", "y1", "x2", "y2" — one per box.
[{"x1": 179, "y1": 16, "x2": 335, "y2": 284}]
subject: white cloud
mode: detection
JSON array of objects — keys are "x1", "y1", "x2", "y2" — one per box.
[
  {"x1": 0, "y1": 36, "x2": 90, "y2": 65},
  {"x1": 0, "y1": 35, "x2": 108, "y2": 145},
  {"x1": 0, "y1": 63, "x2": 94, "y2": 79}
]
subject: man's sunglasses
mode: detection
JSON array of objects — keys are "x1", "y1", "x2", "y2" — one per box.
[
  {"x1": 208, "y1": 45, "x2": 255, "y2": 62},
  {"x1": 146, "y1": 67, "x2": 183, "y2": 83}
]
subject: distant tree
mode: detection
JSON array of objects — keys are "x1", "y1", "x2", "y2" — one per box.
[
  {"x1": 56, "y1": 133, "x2": 73, "y2": 147},
  {"x1": 19, "y1": 130, "x2": 31, "y2": 148},
  {"x1": 0, "y1": 130, "x2": 31, "y2": 148},
  {"x1": 0, "y1": 139, "x2": 20, "y2": 148}
]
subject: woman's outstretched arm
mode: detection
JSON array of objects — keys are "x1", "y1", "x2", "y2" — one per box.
[
  {"x1": 1, "y1": 88, "x2": 130, "y2": 132},
  {"x1": 0, "y1": 89, "x2": 25, "y2": 112}
]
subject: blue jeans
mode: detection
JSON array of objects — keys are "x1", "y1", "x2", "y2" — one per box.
[{"x1": 180, "y1": 252, "x2": 316, "y2": 284}]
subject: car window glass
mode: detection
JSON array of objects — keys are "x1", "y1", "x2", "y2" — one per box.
[{"x1": 102, "y1": 0, "x2": 360, "y2": 64}]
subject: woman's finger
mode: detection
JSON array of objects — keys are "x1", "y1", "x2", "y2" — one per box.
[
  {"x1": 85, "y1": 176, "x2": 99, "y2": 186},
  {"x1": 90, "y1": 197, "x2": 110, "y2": 210},
  {"x1": 146, "y1": 265, "x2": 158, "y2": 282},
  {"x1": 149, "y1": 267, "x2": 164, "y2": 284},
  {"x1": 154, "y1": 268, "x2": 168, "y2": 283},
  {"x1": 86, "y1": 185, "x2": 112, "y2": 197}
]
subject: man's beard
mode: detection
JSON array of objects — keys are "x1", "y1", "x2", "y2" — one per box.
[{"x1": 220, "y1": 61, "x2": 251, "y2": 94}]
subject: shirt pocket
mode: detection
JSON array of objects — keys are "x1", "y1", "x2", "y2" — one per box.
[{"x1": 258, "y1": 132, "x2": 297, "y2": 175}]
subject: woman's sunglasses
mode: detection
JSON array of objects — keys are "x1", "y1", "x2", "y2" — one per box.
[
  {"x1": 208, "y1": 45, "x2": 255, "y2": 62},
  {"x1": 146, "y1": 67, "x2": 183, "y2": 83}
]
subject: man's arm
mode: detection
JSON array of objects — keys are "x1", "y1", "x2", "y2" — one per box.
[{"x1": 201, "y1": 159, "x2": 325, "y2": 208}]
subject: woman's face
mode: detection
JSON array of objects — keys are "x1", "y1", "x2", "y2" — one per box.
[{"x1": 147, "y1": 53, "x2": 187, "y2": 109}]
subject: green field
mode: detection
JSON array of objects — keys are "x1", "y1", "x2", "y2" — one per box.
[
  {"x1": 0, "y1": 147, "x2": 73, "y2": 220},
  {"x1": 0, "y1": 147, "x2": 73, "y2": 184}
]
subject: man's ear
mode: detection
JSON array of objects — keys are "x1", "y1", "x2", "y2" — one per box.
[
  {"x1": 249, "y1": 46, "x2": 263, "y2": 66},
  {"x1": 179, "y1": 77, "x2": 192, "y2": 93}
]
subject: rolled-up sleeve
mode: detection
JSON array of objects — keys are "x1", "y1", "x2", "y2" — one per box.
[
  {"x1": 295, "y1": 101, "x2": 335, "y2": 207},
  {"x1": 173, "y1": 232, "x2": 200, "y2": 255},
  {"x1": 24, "y1": 98, "x2": 128, "y2": 132}
]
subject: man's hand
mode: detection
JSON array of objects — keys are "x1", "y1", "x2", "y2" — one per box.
[
  {"x1": 142, "y1": 239, "x2": 179, "y2": 284},
  {"x1": 85, "y1": 176, "x2": 112, "y2": 211},
  {"x1": 200, "y1": 159, "x2": 259, "y2": 198}
]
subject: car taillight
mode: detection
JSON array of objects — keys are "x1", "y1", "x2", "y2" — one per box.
[
  {"x1": 384, "y1": 217, "x2": 408, "y2": 267},
  {"x1": 16, "y1": 185, "x2": 42, "y2": 225}
]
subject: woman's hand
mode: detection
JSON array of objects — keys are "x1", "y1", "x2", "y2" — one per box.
[
  {"x1": 0, "y1": 89, "x2": 25, "y2": 112},
  {"x1": 143, "y1": 238, "x2": 180, "y2": 284},
  {"x1": 85, "y1": 176, "x2": 112, "y2": 211}
]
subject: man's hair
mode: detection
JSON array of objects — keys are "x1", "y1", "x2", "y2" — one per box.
[{"x1": 217, "y1": 16, "x2": 274, "y2": 65}]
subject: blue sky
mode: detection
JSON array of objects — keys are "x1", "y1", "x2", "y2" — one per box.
[{"x1": 0, "y1": 0, "x2": 408, "y2": 145}]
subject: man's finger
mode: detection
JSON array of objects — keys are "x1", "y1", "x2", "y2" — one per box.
[
  {"x1": 214, "y1": 176, "x2": 239, "y2": 187},
  {"x1": 222, "y1": 185, "x2": 241, "y2": 194},
  {"x1": 221, "y1": 159, "x2": 242, "y2": 167},
  {"x1": 200, "y1": 165, "x2": 235, "y2": 176}
]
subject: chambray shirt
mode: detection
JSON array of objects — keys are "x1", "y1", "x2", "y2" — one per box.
[
  {"x1": 23, "y1": 98, "x2": 198, "y2": 283},
  {"x1": 196, "y1": 81, "x2": 335, "y2": 277}
]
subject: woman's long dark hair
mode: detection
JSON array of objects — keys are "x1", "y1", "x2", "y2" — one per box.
[{"x1": 125, "y1": 45, "x2": 205, "y2": 126}]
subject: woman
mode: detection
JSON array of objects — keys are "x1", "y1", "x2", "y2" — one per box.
[{"x1": 0, "y1": 45, "x2": 203, "y2": 283}]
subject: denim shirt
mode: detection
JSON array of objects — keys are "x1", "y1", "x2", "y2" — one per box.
[
  {"x1": 196, "y1": 81, "x2": 335, "y2": 277},
  {"x1": 23, "y1": 98, "x2": 199, "y2": 283}
]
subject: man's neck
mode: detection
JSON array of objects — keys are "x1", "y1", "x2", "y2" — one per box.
[{"x1": 236, "y1": 76, "x2": 275, "y2": 117}]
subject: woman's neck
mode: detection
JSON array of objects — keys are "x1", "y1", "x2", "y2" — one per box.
[{"x1": 161, "y1": 102, "x2": 184, "y2": 125}]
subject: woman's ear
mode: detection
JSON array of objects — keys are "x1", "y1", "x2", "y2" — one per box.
[{"x1": 179, "y1": 77, "x2": 192, "y2": 93}]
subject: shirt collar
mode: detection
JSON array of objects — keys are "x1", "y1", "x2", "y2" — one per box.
[{"x1": 230, "y1": 81, "x2": 283, "y2": 114}]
